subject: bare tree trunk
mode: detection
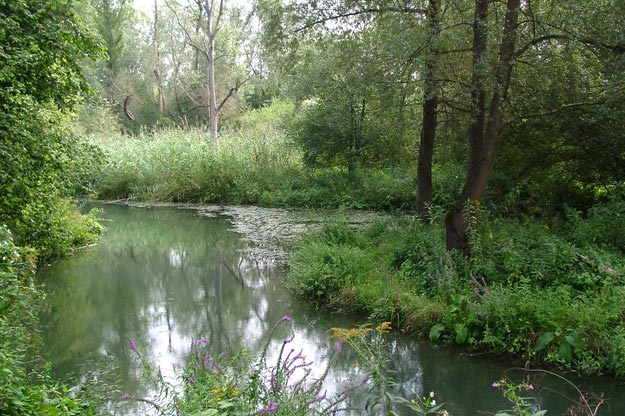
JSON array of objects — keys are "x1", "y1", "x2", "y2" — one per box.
[
  {"x1": 445, "y1": 0, "x2": 520, "y2": 255},
  {"x1": 208, "y1": 36, "x2": 218, "y2": 142},
  {"x1": 416, "y1": 0, "x2": 441, "y2": 220},
  {"x1": 205, "y1": 0, "x2": 224, "y2": 144},
  {"x1": 154, "y1": 0, "x2": 165, "y2": 116}
]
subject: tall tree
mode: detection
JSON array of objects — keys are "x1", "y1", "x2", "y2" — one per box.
[
  {"x1": 154, "y1": 0, "x2": 165, "y2": 116},
  {"x1": 204, "y1": 0, "x2": 225, "y2": 142},
  {"x1": 445, "y1": 0, "x2": 521, "y2": 255},
  {"x1": 416, "y1": 0, "x2": 442, "y2": 219},
  {"x1": 166, "y1": 0, "x2": 247, "y2": 140}
]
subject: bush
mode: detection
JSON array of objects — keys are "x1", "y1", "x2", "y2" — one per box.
[
  {"x1": 564, "y1": 187, "x2": 625, "y2": 252},
  {"x1": 286, "y1": 212, "x2": 625, "y2": 376},
  {"x1": 0, "y1": 225, "x2": 97, "y2": 415}
]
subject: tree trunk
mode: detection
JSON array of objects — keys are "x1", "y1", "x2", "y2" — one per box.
[
  {"x1": 154, "y1": 0, "x2": 165, "y2": 116},
  {"x1": 445, "y1": 0, "x2": 520, "y2": 255},
  {"x1": 416, "y1": 0, "x2": 441, "y2": 220},
  {"x1": 208, "y1": 33, "x2": 218, "y2": 143},
  {"x1": 205, "y1": 0, "x2": 221, "y2": 144}
]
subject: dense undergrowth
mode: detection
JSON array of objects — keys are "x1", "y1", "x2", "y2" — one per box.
[
  {"x1": 91, "y1": 128, "x2": 426, "y2": 211},
  {"x1": 286, "y1": 194, "x2": 625, "y2": 377},
  {"x1": 0, "y1": 207, "x2": 102, "y2": 415}
]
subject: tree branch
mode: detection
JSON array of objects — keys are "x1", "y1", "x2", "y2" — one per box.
[
  {"x1": 213, "y1": 0, "x2": 225, "y2": 38},
  {"x1": 506, "y1": 100, "x2": 605, "y2": 126},
  {"x1": 165, "y1": 0, "x2": 209, "y2": 59},
  {"x1": 217, "y1": 78, "x2": 248, "y2": 113},
  {"x1": 515, "y1": 33, "x2": 625, "y2": 58},
  {"x1": 294, "y1": 7, "x2": 427, "y2": 33}
]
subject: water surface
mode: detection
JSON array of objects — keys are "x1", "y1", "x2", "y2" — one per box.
[{"x1": 39, "y1": 203, "x2": 625, "y2": 415}]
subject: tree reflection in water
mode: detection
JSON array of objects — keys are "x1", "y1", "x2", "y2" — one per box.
[{"x1": 38, "y1": 203, "x2": 625, "y2": 415}]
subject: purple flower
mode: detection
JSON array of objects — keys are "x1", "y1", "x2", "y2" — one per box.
[
  {"x1": 196, "y1": 337, "x2": 208, "y2": 346},
  {"x1": 336, "y1": 339, "x2": 344, "y2": 353},
  {"x1": 281, "y1": 316, "x2": 293, "y2": 323},
  {"x1": 121, "y1": 394, "x2": 132, "y2": 401},
  {"x1": 491, "y1": 382, "x2": 499, "y2": 388},
  {"x1": 307, "y1": 390, "x2": 327, "y2": 405},
  {"x1": 528, "y1": 384, "x2": 535, "y2": 391},
  {"x1": 129, "y1": 339, "x2": 137, "y2": 353},
  {"x1": 283, "y1": 335, "x2": 294, "y2": 344},
  {"x1": 260, "y1": 399, "x2": 279, "y2": 414},
  {"x1": 316, "y1": 391, "x2": 327, "y2": 402}
]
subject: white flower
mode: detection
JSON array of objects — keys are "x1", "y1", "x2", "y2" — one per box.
[
  {"x1": 429, "y1": 391, "x2": 435, "y2": 398},
  {"x1": 431, "y1": 399, "x2": 437, "y2": 406}
]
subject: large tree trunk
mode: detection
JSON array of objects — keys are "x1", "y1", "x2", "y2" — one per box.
[
  {"x1": 445, "y1": 0, "x2": 520, "y2": 255},
  {"x1": 416, "y1": 0, "x2": 441, "y2": 220}
]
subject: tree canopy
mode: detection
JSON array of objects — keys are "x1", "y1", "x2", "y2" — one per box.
[{"x1": 0, "y1": 0, "x2": 102, "y2": 254}]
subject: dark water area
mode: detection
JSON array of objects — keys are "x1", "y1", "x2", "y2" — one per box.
[{"x1": 38, "y1": 203, "x2": 625, "y2": 415}]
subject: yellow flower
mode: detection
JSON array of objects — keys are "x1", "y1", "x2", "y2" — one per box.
[{"x1": 375, "y1": 322, "x2": 392, "y2": 334}]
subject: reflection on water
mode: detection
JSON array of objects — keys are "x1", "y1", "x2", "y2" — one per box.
[{"x1": 38, "y1": 204, "x2": 625, "y2": 415}]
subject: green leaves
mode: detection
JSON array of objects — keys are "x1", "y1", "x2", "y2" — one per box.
[
  {"x1": 429, "y1": 323, "x2": 445, "y2": 342},
  {"x1": 533, "y1": 332, "x2": 555, "y2": 352},
  {"x1": 534, "y1": 331, "x2": 586, "y2": 363},
  {"x1": 0, "y1": 0, "x2": 102, "y2": 108},
  {"x1": 0, "y1": 0, "x2": 103, "y2": 258}
]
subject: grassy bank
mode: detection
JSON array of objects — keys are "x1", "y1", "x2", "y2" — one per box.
[
  {"x1": 89, "y1": 104, "x2": 464, "y2": 211},
  {"x1": 286, "y1": 197, "x2": 625, "y2": 377},
  {"x1": 91, "y1": 128, "x2": 428, "y2": 211}
]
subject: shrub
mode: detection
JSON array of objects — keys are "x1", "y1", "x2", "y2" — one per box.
[
  {"x1": 0, "y1": 225, "x2": 97, "y2": 415},
  {"x1": 286, "y1": 212, "x2": 625, "y2": 376},
  {"x1": 565, "y1": 187, "x2": 625, "y2": 253}
]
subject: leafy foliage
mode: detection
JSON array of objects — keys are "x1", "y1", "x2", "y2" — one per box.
[
  {"x1": 286, "y1": 202, "x2": 625, "y2": 376},
  {"x1": 0, "y1": 1, "x2": 105, "y2": 414},
  {"x1": 0, "y1": 0, "x2": 103, "y2": 255},
  {"x1": 0, "y1": 226, "x2": 97, "y2": 415}
]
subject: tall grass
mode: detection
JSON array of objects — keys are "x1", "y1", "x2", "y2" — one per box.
[
  {"x1": 89, "y1": 134, "x2": 436, "y2": 211},
  {"x1": 92, "y1": 128, "x2": 303, "y2": 204},
  {"x1": 88, "y1": 100, "x2": 469, "y2": 210}
]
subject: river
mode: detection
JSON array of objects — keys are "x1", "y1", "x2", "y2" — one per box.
[{"x1": 38, "y1": 203, "x2": 625, "y2": 415}]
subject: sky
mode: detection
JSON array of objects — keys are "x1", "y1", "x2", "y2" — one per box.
[
  {"x1": 132, "y1": 0, "x2": 155, "y2": 14},
  {"x1": 132, "y1": 0, "x2": 251, "y2": 15}
]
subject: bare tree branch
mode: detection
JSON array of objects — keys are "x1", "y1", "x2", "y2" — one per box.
[
  {"x1": 164, "y1": 0, "x2": 209, "y2": 59},
  {"x1": 217, "y1": 78, "x2": 248, "y2": 113},
  {"x1": 294, "y1": 6, "x2": 427, "y2": 33},
  {"x1": 505, "y1": 100, "x2": 605, "y2": 126}
]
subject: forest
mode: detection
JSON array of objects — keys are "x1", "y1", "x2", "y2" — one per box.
[{"x1": 0, "y1": 0, "x2": 624, "y2": 414}]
